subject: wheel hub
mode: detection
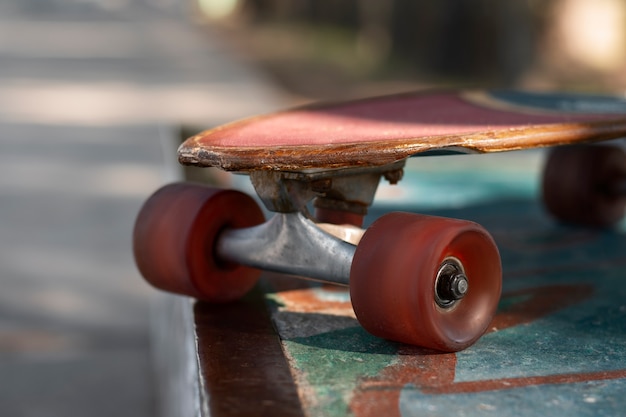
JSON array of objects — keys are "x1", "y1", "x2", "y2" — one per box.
[{"x1": 435, "y1": 258, "x2": 468, "y2": 308}]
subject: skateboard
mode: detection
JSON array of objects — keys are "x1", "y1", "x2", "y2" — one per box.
[{"x1": 133, "y1": 90, "x2": 626, "y2": 352}]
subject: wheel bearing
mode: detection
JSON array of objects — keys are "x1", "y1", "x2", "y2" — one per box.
[{"x1": 435, "y1": 258, "x2": 468, "y2": 308}]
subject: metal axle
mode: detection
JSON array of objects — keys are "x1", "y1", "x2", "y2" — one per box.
[
  {"x1": 216, "y1": 212, "x2": 470, "y2": 308},
  {"x1": 216, "y1": 212, "x2": 356, "y2": 286}
]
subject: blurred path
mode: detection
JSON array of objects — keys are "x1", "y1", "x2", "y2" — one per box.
[{"x1": 0, "y1": 1, "x2": 282, "y2": 415}]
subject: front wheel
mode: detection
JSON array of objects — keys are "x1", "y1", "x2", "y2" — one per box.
[
  {"x1": 350, "y1": 212, "x2": 502, "y2": 352},
  {"x1": 133, "y1": 183, "x2": 265, "y2": 302}
]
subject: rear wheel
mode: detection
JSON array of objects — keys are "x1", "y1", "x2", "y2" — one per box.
[
  {"x1": 133, "y1": 183, "x2": 265, "y2": 302},
  {"x1": 350, "y1": 212, "x2": 502, "y2": 352},
  {"x1": 542, "y1": 145, "x2": 626, "y2": 227}
]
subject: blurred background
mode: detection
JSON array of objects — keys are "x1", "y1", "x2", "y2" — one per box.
[
  {"x1": 196, "y1": 0, "x2": 626, "y2": 101},
  {"x1": 0, "y1": 0, "x2": 625, "y2": 416}
]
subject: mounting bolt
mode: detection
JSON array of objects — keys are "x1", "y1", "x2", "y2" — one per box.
[
  {"x1": 384, "y1": 169, "x2": 404, "y2": 185},
  {"x1": 311, "y1": 178, "x2": 333, "y2": 193}
]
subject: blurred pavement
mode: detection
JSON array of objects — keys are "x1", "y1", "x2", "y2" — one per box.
[{"x1": 0, "y1": 1, "x2": 282, "y2": 415}]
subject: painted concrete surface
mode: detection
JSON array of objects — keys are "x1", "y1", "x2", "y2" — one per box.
[{"x1": 265, "y1": 151, "x2": 626, "y2": 417}]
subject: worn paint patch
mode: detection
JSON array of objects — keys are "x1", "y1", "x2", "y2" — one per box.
[
  {"x1": 456, "y1": 269, "x2": 626, "y2": 383},
  {"x1": 283, "y1": 327, "x2": 400, "y2": 417}
]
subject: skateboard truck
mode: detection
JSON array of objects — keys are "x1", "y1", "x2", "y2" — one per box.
[
  {"x1": 217, "y1": 161, "x2": 405, "y2": 286},
  {"x1": 218, "y1": 160, "x2": 470, "y2": 307},
  {"x1": 248, "y1": 160, "x2": 404, "y2": 216}
]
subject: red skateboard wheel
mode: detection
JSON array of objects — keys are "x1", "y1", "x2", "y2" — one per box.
[
  {"x1": 350, "y1": 212, "x2": 502, "y2": 352},
  {"x1": 542, "y1": 145, "x2": 626, "y2": 227},
  {"x1": 133, "y1": 183, "x2": 265, "y2": 302}
]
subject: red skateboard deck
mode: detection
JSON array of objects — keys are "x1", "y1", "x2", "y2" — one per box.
[{"x1": 179, "y1": 90, "x2": 626, "y2": 171}]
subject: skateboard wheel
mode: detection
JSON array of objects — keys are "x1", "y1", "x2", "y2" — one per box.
[
  {"x1": 542, "y1": 145, "x2": 626, "y2": 227},
  {"x1": 349, "y1": 212, "x2": 501, "y2": 352},
  {"x1": 133, "y1": 183, "x2": 265, "y2": 302}
]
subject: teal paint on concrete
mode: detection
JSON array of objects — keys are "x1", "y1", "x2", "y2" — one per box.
[
  {"x1": 374, "y1": 152, "x2": 543, "y2": 210},
  {"x1": 283, "y1": 327, "x2": 399, "y2": 417},
  {"x1": 457, "y1": 304, "x2": 626, "y2": 382},
  {"x1": 399, "y1": 378, "x2": 626, "y2": 417},
  {"x1": 274, "y1": 148, "x2": 626, "y2": 416}
]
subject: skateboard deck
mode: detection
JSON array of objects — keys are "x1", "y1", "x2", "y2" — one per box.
[{"x1": 179, "y1": 90, "x2": 626, "y2": 171}]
